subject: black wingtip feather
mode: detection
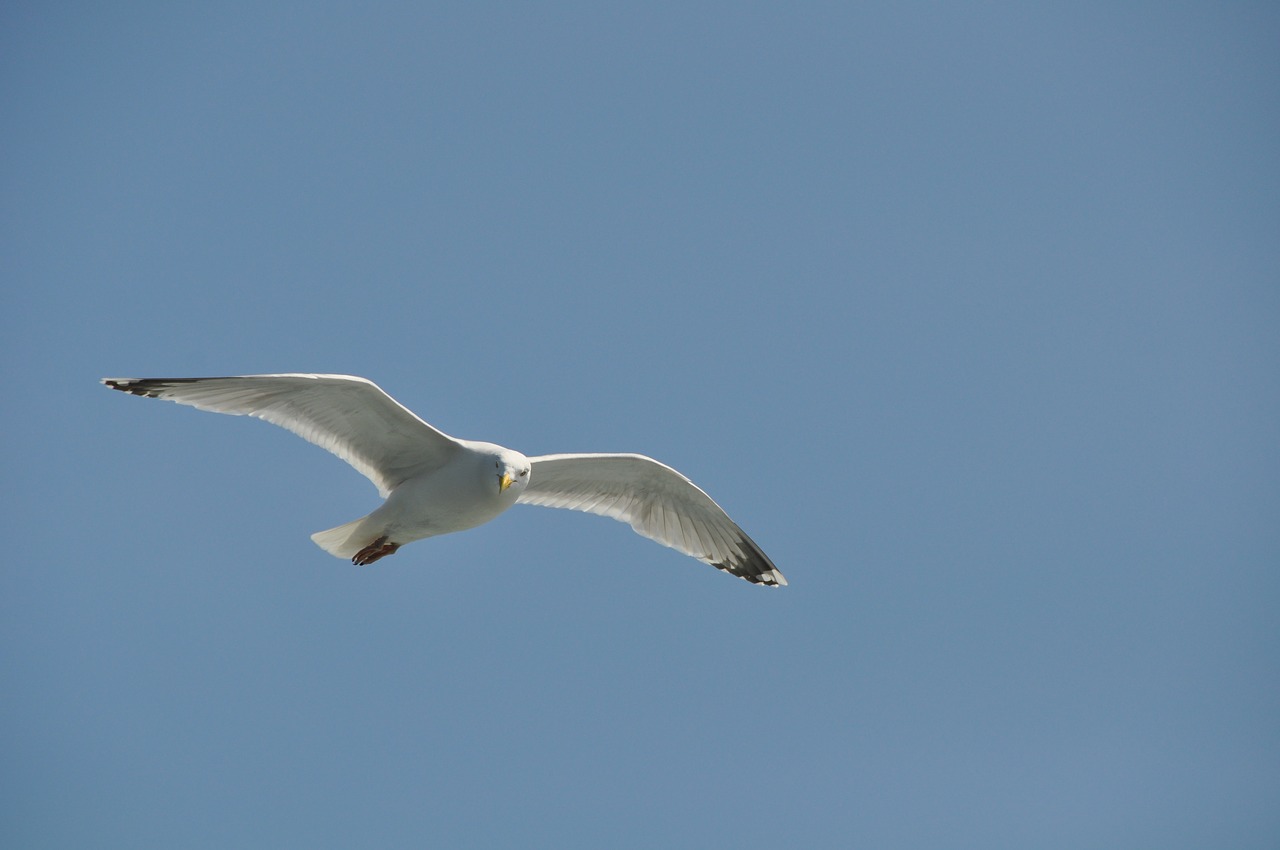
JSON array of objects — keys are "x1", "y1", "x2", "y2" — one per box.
[
  {"x1": 102, "y1": 377, "x2": 204, "y2": 398},
  {"x1": 713, "y1": 538, "x2": 786, "y2": 586}
]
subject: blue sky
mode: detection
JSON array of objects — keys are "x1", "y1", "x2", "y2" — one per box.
[{"x1": 3, "y1": 2, "x2": 1277, "y2": 847}]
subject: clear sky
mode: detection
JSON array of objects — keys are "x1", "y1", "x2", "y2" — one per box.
[{"x1": 3, "y1": 2, "x2": 1277, "y2": 847}]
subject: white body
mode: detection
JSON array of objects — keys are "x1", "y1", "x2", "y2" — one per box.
[{"x1": 313, "y1": 440, "x2": 528, "y2": 558}]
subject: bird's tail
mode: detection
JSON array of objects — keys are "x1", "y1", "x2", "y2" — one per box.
[{"x1": 310, "y1": 514, "x2": 377, "y2": 559}]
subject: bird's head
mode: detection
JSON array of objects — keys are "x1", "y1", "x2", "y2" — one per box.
[{"x1": 494, "y1": 451, "x2": 531, "y2": 496}]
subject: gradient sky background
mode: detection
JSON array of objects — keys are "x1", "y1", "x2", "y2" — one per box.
[{"x1": 3, "y1": 3, "x2": 1277, "y2": 848}]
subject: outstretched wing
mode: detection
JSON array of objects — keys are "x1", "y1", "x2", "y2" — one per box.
[
  {"x1": 102, "y1": 374, "x2": 460, "y2": 496},
  {"x1": 517, "y1": 453, "x2": 785, "y2": 586}
]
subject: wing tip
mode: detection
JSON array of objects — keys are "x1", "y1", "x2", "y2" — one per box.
[
  {"x1": 102, "y1": 377, "x2": 152, "y2": 397},
  {"x1": 741, "y1": 569, "x2": 788, "y2": 587},
  {"x1": 715, "y1": 535, "x2": 787, "y2": 587},
  {"x1": 102, "y1": 377, "x2": 211, "y2": 397},
  {"x1": 713, "y1": 556, "x2": 788, "y2": 587}
]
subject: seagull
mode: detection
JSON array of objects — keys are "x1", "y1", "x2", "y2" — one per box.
[{"x1": 102, "y1": 374, "x2": 786, "y2": 586}]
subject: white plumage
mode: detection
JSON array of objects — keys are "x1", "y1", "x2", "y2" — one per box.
[{"x1": 102, "y1": 374, "x2": 785, "y2": 586}]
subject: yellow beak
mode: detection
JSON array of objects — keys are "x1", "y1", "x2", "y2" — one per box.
[{"x1": 499, "y1": 472, "x2": 513, "y2": 492}]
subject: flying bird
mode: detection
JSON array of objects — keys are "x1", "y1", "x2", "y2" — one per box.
[{"x1": 102, "y1": 374, "x2": 785, "y2": 586}]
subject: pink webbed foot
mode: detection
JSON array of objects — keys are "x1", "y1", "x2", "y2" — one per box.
[{"x1": 352, "y1": 535, "x2": 401, "y2": 566}]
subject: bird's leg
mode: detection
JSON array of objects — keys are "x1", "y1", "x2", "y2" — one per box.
[{"x1": 352, "y1": 535, "x2": 401, "y2": 566}]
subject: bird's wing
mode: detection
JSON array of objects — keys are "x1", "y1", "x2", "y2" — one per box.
[
  {"x1": 102, "y1": 374, "x2": 461, "y2": 496},
  {"x1": 517, "y1": 453, "x2": 785, "y2": 586}
]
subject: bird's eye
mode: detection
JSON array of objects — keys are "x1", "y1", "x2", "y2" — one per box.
[{"x1": 519, "y1": 470, "x2": 527, "y2": 477}]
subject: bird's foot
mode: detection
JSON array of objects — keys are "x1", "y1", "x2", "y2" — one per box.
[{"x1": 352, "y1": 535, "x2": 400, "y2": 566}]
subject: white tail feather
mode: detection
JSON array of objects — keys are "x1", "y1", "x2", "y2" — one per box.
[{"x1": 310, "y1": 515, "x2": 375, "y2": 559}]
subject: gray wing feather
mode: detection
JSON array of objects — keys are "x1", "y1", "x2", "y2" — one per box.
[
  {"x1": 102, "y1": 374, "x2": 460, "y2": 496},
  {"x1": 517, "y1": 453, "x2": 785, "y2": 586}
]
